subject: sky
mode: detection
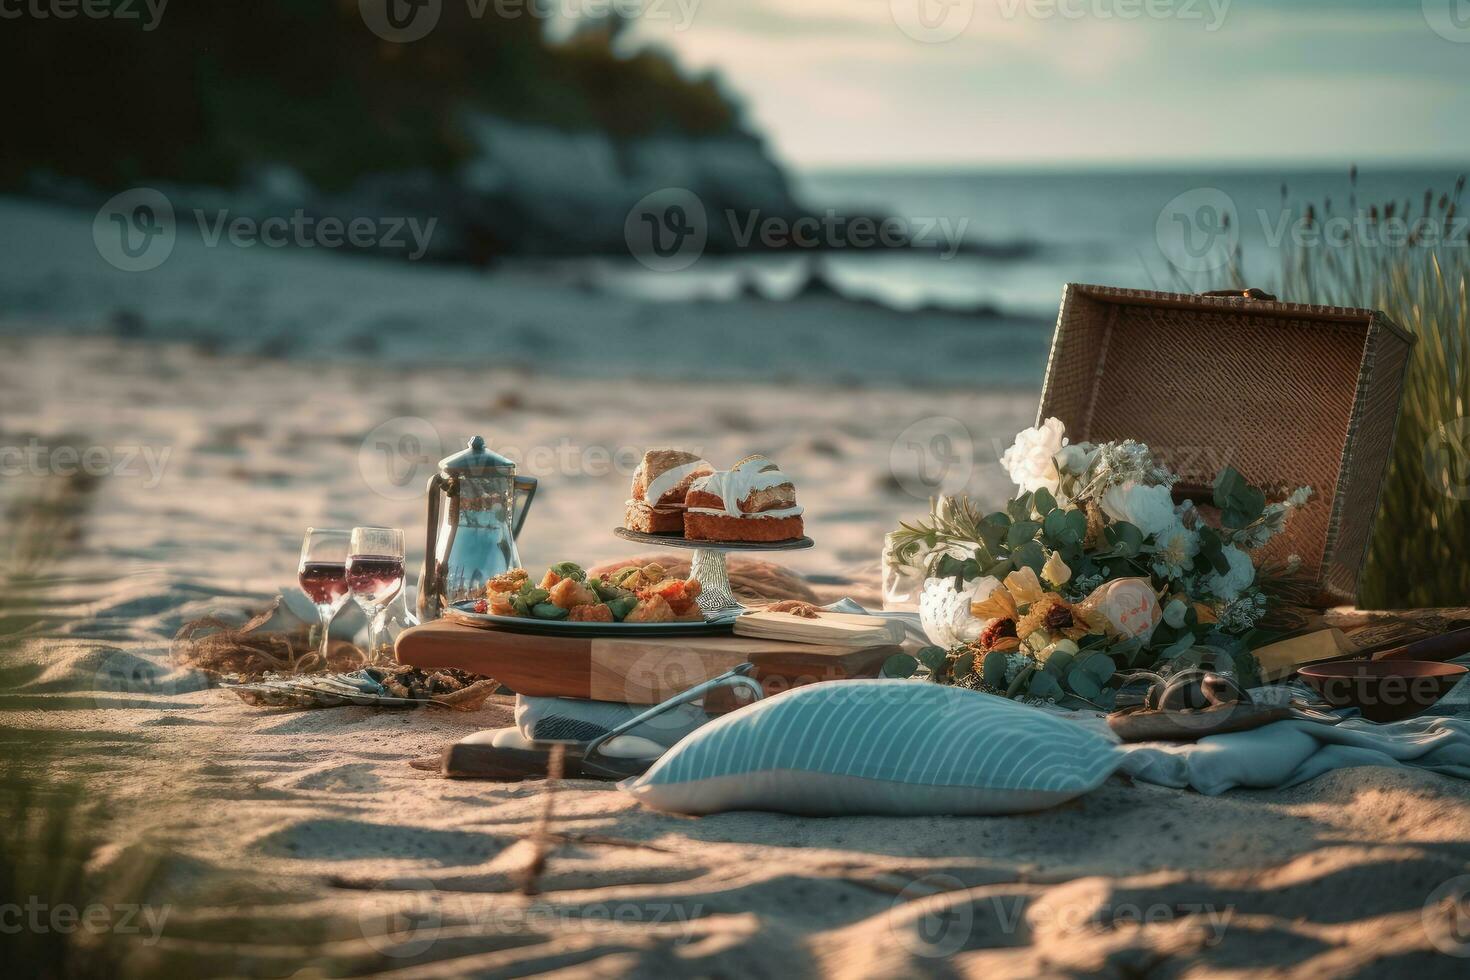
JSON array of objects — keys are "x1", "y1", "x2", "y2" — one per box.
[{"x1": 622, "y1": 0, "x2": 1470, "y2": 170}]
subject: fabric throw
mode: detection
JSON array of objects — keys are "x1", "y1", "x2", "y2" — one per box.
[
  {"x1": 620, "y1": 679, "x2": 1122, "y2": 816},
  {"x1": 1111, "y1": 714, "x2": 1470, "y2": 795}
]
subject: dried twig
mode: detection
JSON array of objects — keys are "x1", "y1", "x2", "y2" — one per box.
[{"x1": 517, "y1": 744, "x2": 564, "y2": 897}]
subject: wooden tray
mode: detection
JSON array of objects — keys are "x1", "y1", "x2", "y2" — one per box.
[{"x1": 395, "y1": 620, "x2": 897, "y2": 706}]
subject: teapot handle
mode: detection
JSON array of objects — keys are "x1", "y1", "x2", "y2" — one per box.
[
  {"x1": 422, "y1": 472, "x2": 447, "y2": 603},
  {"x1": 512, "y1": 475, "x2": 537, "y2": 538}
]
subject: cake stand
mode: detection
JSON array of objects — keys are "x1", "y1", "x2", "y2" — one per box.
[{"x1": 612, "y1": 528, "x2": 815, "y2": 618}]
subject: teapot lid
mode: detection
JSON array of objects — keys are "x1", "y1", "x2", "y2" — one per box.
[{"x1": 438, "y1": 436, "x2": 515, "y2": 477}]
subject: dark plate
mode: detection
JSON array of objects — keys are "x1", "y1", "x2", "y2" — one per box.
[
  {"x1": 614, "y1": 527, "x2": 815, "y2": 552},
  {"x1": 444, "y1": 601, "x2": 732, "y2": 637}
]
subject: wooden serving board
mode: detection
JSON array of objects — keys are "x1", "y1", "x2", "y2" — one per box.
[{"x1": 395, "y1": 620, "x2": 898, "y2": 706}]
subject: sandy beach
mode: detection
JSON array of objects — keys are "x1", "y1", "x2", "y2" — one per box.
[{"x1": 4, "y1": 326, "x2": 1470, "y2": 976}]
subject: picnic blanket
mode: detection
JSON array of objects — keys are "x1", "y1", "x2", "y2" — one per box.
[{"x1": 518, "y1": 602, "x2": 1470, "y2": 798}]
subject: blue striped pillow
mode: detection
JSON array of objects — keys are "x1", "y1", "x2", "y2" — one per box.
[{"x1": 621, "y1": 680, "x2": 1122, "y2": 816}]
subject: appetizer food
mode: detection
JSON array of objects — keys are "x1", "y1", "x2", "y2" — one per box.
[
  {"x1": 475, "y1": 561, "x2": 704, "y2": 623},
  {"x1": 685, "y1": 455, "x2": 804, "y2": 542},
  {"x1": 625, "y1": 449, "x2": 714, "y2": 534}
]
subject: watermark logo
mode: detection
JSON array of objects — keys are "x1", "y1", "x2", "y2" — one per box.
[
  {"x1": 360, "y1": 0, "x2": 442, "y2": 43},
  {"x1": 624, "y1": 188, "x2": 708, "y2": 272},
  {"x1": 93, "y1": 649, "x2": 183, "y2": 709},
  {"x1": 1423, "y1": 874, "x2": 1470, "y2": 956},
  {"x1": 890, "y1": 874, "x2": 974, "y2": 957},
  {"x1": 359, "y1": 417, "x2": 445, "y2": 501},
  {"x1": 890, "y1": 0, "x2": 974, "y2": 43},
  {"x1": 357, "y1": 877, "x2": 442, "y2": 957},
  {"x1": 1423, "y1": 417, "x2": 1470, "y2": 501},
  {"x1": 1424, "y1": 0, "x2": 1470, "y2": 42},
  {"x1": 1155, "y1": 187, "x2": 1237, "y2": 273},
  {"x1": 889, "y1": 416, "x2": 976, "y2": 499},
  {"x1": 0, "y1": 0, "x2": 169, "y2": 31},
  {"x1": 94, "y1": 188, "x2": 175, "y2": 272}
]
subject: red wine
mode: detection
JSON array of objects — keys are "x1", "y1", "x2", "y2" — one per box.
[
  {"x1": 299, "y1": 561, "x2": 349, "y2": 607},
  {"x1": 347, "y1": 555, "x2": 405, "y2": 606}
]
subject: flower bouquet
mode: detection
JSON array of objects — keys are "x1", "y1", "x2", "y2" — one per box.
[{"x1": 884, "y1": 418, "x2": 1310, "y2": 707}]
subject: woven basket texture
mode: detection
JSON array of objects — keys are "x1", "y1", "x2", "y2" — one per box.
[{"x1": 1038, "y1": 284, "x2": 1412, "y2": 605}]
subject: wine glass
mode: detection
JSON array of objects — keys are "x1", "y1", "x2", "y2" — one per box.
[
  {"x1": 348, "y1": 526, "x2": 406, "y2": 662},
  {"x1": 298, "y1": 528, "x2": 352, "y2": 670}
]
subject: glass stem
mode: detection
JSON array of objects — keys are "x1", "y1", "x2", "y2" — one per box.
[
  {"x1": 369, "y1": 607, "x2": 388, "y2": 663},
  {"x1": 317, "y1": 609, "x2": 332, "y2": 667}
]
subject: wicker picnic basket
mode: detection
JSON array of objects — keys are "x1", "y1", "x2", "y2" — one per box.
[{"x1": 1037, "y1": 284, "x2": 1414, "y2": 606}]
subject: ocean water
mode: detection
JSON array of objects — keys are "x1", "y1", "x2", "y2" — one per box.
[
  {"x1": 795, "y1": 166, "x2": 1467, "y2": 316},
  {"x1": 1, "y1": 165, "x2": 1461, "y2": 386}
]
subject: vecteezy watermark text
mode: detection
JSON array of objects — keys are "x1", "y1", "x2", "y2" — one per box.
[
  {"x1": 358, "y1": 0, "x2": 699, "y2": 44},
  {"x1": 0, "y1": 897, "x2": 171, "y2": 944},
  {"x1": 625, "y1": 188, "x2": 970, "y2": 272},
  {"x1": 0, "y1": 440, "x2": 171, "y2": 489},
  {"x1": 996, "y1": 0, "x2": 1229, "y2": 30},
  {"x1": 0, "y1": 0, "x2": 167, "y2": 30},
  {"x1": 1156, "y1": 186, "x2": 1470, "y2": 273},
  {"x1": 93, "y1": 188, "x2": 438, "y2": 272}
]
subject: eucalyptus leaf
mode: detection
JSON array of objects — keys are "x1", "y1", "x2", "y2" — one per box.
[
  {"x1": 1007, "y1": 520, "x2": 1041, "y2": 547},
  {"x1": 1079, "y1": 652, "x2": 1117, "y2": 684},
  {"x1": 1012, "y1": 540, "x2": 1046, "y2": 574},
  {"x1": 953, "y1": 652, "x2": 976, "y2": 679},
  {"x1": 881, "y1": 653, "x2": 918, "y2": 678},
  {"x1": 1067, "y1": 670, "x2": 1103, "y2": 701},
  {"x1": 1042, "y1": 508, "x2": 1068, "y2": 543},
  {"x1": 1007, "y1": 492, "x2": 1033, "y2": 522},
  {"x1": 1163, "y1": 598, "x2": 1187, "y2": 629},
  {"x1": 1043, "y1": 649, "x2": 1076, "y2": 677},
  {"x1": 1032, "y1": 487, "x2": 1057, "y2": 515},
  {"x1": 916, "y1": 645, "x2": 950, "y2": 674},
  {"x1": 985, "y1": 558, "x2": 1013, "y2": 579},
  {"x1": 982, "y1": 650, "x2": 1009, "y2": 687},
  {"x1": 1029, "y1": 671, "x2": 1064, "y2": 701},
  {"x1": 1006, "y1": 664, "x2": 1035, "y2": 698}
]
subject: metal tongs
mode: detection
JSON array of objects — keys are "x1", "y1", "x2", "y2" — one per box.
[{"x1": 441, "y1": 663, "x2": 765, "y2": 780}]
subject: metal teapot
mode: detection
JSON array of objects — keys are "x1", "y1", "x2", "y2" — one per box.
[{"x1": 417, "y1": 436, "x2": 537, "y2": 620}]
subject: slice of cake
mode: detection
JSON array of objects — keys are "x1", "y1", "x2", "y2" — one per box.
[
  {"x1": 625, "y1": 449, "x2": 714, "y2": 534},
  {"x1": 685, "y1": 455, "x2": 804, "y2": 542}
]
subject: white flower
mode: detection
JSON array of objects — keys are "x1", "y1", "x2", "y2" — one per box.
[
  {"x1": 1000, "y1": 417, "x2": 1067, "y2": 495},
  {"x1": 1099, "y1": 481, "x2": 1177, "y2": 539},
  {"x1": 1150, "y1": 519, "x2": 1200, "y2": 579},
  {"x1": 1204, "y1": 544, "x2": 1256, "y2": 602}
]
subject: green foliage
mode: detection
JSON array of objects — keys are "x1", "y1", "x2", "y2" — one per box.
[{"x1": 0, "y1": 4, "x2": 743, "y2": 192}]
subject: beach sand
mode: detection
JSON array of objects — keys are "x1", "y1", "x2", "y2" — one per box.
[{"x1": 5, "y1": 333, "x2": 1470, "y2": 977}]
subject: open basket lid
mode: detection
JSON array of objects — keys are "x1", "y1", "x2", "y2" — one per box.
[{"x1": 1037, "y1": 284, "x2": 1413, "y2": 606}]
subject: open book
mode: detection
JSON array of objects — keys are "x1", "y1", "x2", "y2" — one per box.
[{"x1": 733, "y1": 609, "x2": 907, "y2": 648}]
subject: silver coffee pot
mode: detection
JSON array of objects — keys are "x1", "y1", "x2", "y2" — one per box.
[{"x1": 417, "y1": 436, "x2": 537, "y2": 620}]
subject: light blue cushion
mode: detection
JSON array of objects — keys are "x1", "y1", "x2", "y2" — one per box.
[{"x1": 621, "y1": 680, "x2": 1123, "y2": 816}]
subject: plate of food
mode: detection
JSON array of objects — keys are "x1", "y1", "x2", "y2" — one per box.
[{"x1": 444, "y1": 561, "x2": 733, "y2": 636}]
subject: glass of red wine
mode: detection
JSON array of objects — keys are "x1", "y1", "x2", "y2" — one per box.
[
  {"x1": 348, "y1": 526, "x2": 406, "y2": 662},
  {"x1": 298, "y1": 528, "x2": 352, "y2": 669}
]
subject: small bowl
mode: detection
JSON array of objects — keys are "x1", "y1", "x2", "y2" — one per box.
[{"x1": 1298, "y1": 660, "x2": 1467, "y2": 722}]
